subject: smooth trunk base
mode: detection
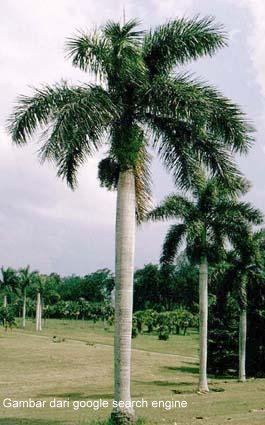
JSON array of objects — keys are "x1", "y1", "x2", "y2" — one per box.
[
  {"x1": 110, "y1": 407, "x2": 136, "y2": 425},
  {"x1": 198, "y1": 384, "x2": 209, "y2": 394},
  {"x1": 238, "y1": 377, "x2": 246, "y2": 383}
]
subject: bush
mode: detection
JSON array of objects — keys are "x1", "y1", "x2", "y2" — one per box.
[
  {"x1": 132, "y1": 308, "x2": 197, "y2": 340},
  {"x1": 132, "y1": 316, "x2": 138, "y2": 338},
  {"x1": 0, "y1": 306, "x2": 17, "y2": 330},
  {"x1": 158, "y1": 325, "x2": 170, "y2": 340},
  {"x1": 43, "y1": 300, "x2": 114, "y2": 322},
  {"x1": 134, "y1": 310, "x2": 146, "y2": 333}
]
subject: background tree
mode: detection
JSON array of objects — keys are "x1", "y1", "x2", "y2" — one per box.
[
  {"x1": 0, "y1": 267, "x2": 18, "y2": 308},
  {"x1": 18, "y1": 265, "x2": 39, "y2": 328},
  {"x1": 220, "y1": 230, "x2": 265, "y2": 381},
  {"x1": 32, "y1": 274, "x2": 46, "y2": 332},
  {"x1": 9, "y1": 17, "x2": 253, "y2": 423},
  {"x1": 133, "y1": 260, "x2": 198, "y2": 312},
  {"x1": 133, "y1": 264, "x2": 162, "y2": 311},
  {"x1": 246, "y1": 240, "x2": 265, "y2": 377},
  {"x1": 147, "y1": 176, "x2": 263, "y2": 392}
]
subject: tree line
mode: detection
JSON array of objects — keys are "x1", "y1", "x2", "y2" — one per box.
[{"x1": 1, "y1": 246, "x2": 265, "y2": 382}]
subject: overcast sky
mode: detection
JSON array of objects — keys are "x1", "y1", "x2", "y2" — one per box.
[{"x1": 0, "y1": 0, "x2": 265, "y2": 275}]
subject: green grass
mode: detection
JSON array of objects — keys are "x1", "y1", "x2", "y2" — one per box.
[
  {"x1": 16, "y1": 318, "x2": 199, "y2": 358},
  {"x1": 0, "y1": 319, "x2": 264, "y2": 424}
]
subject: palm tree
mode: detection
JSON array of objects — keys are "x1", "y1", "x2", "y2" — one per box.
[
  {"x1": 18, "y1": 265, "x2": 39, "y2": 328},
  {"x1": 222, "y1": 230, "x2": 265, "y2": 382},
  {"x1": 34, "y1": 274, "x2": 46, "y2": 332},
  {"x1": 147, "y1": 177, "x2": 263, "y2": 392},
  {"x1": 0, "y1": 267, "x2": 18, "y2": 308},
  {"x1": 8, "y1": 18, "x2": 252, "y2": 422}
]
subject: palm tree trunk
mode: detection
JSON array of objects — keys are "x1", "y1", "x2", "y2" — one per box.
[
  {"x1": 22, "y1": 291, "x2": 26, "y2": 328},
  {"x1": 198, "y1": 255, "x2": 209, "y2": 393},
  {"x1": 36, "y1": 292, "x2": 41, "y2": 332},
  {"x1": 3, "y1": 294, "x2": 7, "y2": 327},
  {"x1": 36, "y1": 293, "x2": 39, "y2": 331},
  {"x1": 239, "y1": 307, "x2": 247, "y2": 382},
  {"x1": 39, "y1": 297, "x2": 42, "y2": 331},
  {"x1": 111, "y1": 169, "x2": 136, "y2": 424}
]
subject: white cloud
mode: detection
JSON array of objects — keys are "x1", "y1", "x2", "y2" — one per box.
[
  {"x1": 147, "y1": 0, "x2": 193, "y2": 21},
  {"x1": 0, "y1": 126, "x2": 116, "y2": 225},
  {"x1": 230, "y1": 0, "x2": 265, "y2": 97}
]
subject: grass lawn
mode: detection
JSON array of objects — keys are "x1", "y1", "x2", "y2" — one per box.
[{"x1": 0, "y1": 319, "x2": 264, "y2": 424}]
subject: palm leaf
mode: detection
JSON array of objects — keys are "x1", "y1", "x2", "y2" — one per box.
[
  {"x1": 143, "y1": 16, "x2": 226, "y2": 76},
  {"x1": 161, "y1": 224, "x2": 187, "y2": 265},
  {"x1": 134, "y1": 145, "x2": 152, "y2": 224},
  {"x1": 66, "y1": 31, "x2": 110, "y2": 77},
  {"x1": 8, "y1": 83, "x2": 116, "y2": 188},
  {"x1": 147, "y1": 74, "x2": 253, "y2": 154},
  {"x1": 147, "y1": 194, "x2": 194, "y2": 222}
]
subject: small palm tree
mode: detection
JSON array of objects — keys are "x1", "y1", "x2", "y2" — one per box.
[
  {"x1": 0, "y1": 267, "x2": 18, "y2": 308},
  {"x1": 222, "y1": 230, "x2": 265, "y2": 381},
  {"x1": 18, "y1": 265, "x2": 39, "y2": 328},
  {"x1": 8, "y1": 17, "x2": 252, "y2": 422},
  {"x1": 34, "y1": 274, "x2": 46, "y2": 332},
  {"x1": 147, "y1": 177, "x2": 263, "y2": 392}
]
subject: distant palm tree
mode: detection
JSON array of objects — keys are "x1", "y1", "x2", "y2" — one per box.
[
  {"x1": 18, "y1": 265, "x2": 39, "y2": 328},
  {"x1": 34, "y1": 274, "x2": 47, "y2": 332},
  {"x1": 9, "y1": 17, "x2": 252, "y2": 422},
  {"x1": 148, "y1": 177, "x2": 262, "y2": 392},
  {"x1": 222, "y1": 230, "x2": 265, "y2": 382},
  {"x1": 0, "y1": 267, "x2": 18, "y2": 308}
]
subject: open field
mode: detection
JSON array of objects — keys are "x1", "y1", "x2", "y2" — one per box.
[{"x1": 0, "y1": 319, "x2": 264, "y2": 425}]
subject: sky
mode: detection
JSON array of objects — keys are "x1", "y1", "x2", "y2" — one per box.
[{"x1": 0, "y1": 0, "x2": 265, "y2": 275}]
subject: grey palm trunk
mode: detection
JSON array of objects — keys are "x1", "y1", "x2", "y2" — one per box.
[
  {"x1": 22, "y1": 290, "x2": 26, "y2": 328},
  {"x1": 36, "y1": 292, "x2": 42, "y2": 332},
  {"x1": 239, "y1": 278, "x2": 247, "y2": 382},
  {"x1": 3, "y1": 294, "x2": 7, "y2": 327},
  {"x1": 111, "y1": 169, "x2": 136, "y2": 424},
  {"x1": 198, "y1": 255, "x2": 209, "y2": 392},
  {"x1": 239, "y1": 308, "x2": 247, "y2": 382}
]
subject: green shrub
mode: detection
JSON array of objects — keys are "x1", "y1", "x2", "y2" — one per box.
[
  {"x1": 0, "y1": 306, "x2": 17, "y2": 330},
  {"x1": 132, "y1": 317, "x2": 138, "y2": 338},
  {"x1": 158, "y1": 325, "x2": 170, "y2": 340}
]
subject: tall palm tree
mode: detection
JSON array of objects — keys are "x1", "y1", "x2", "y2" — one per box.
[
  {"x1": 222, "y1": 230, "x2": 265, "y2": 382},
  {"x1": 18, "y1": 265, "x2": 39, "y2": 328},
  {"x1": 0, "y1": 267, "x2": 18, "y2": 308},
  {"x1": 8, "y1": 18, "x2": 252, "y2": 422},
  {"x1": 147, "y1": 177, "x2": 263, "y2": 392}
]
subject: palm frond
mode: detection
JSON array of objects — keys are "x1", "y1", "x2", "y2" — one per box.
[
  {"x1": 134, "y1": 145, "x2": 152, "y2": 224},
  {"x1": 103, "y1": 20, "x2": 147, "y2": 88},
  {"x1": 147, "y1": 194, "x2": 194, "y2": 222},
  {"x1": 8, "y1": 83, "x2": 116, "y2": 189},
  {"x1": 104, "y1": 19, "x2": 144, "y2": 44},
  {"x1": 143, "y1": 16, "x2": 226, "y2": 76},
  {"x1": 8, "y1": 83, "x2": 72, "y2": 144},
  {"x1": 146, "y1": 111, "x2": 241, "y2": 190},
  {"x1": 8, "y1": 83, "x2": 115, "y2": 145},
  {"x1": 160, "y1": 224, "x2": 186, "y2": 265},
  {"x1": 148, "y1": 74, "x2": 253, "y2": 154},
  {"x1": 215, "y1": 200, "x2": 263, "y2": 226},
  {"x1": 0, "y1": 267, "x2": 18, "y2": 293},
  {"x1": 66, "y1": 31, "x2": 110, "y2": 77},
  {"x1": 145, "y1": 114, "x2": 204, "y2": 189}
]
